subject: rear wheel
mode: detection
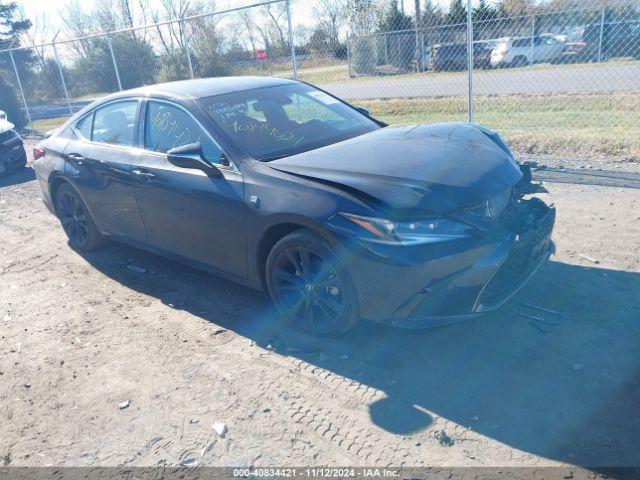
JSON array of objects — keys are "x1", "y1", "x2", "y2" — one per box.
[
  {"x1": 266, "y1": 230, "x2": 359, "y2": 336},
  {"x1": 512, "y1": 56, "x2": 529, "y2": 67},
  {"x1": 54, "y1": 183, "x2": 104, "y2": 251},
  {"x1": 16, "y1": 145, "x2": 27, "y2": 169}
]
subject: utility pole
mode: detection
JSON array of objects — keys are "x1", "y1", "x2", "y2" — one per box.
[{"x1": 415, "y1": 0, "x2": 422, "y2": 72}]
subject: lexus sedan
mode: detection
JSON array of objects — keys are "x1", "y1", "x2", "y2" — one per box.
[{"x1": 33, "y1": 77, "x2": 555, "y2": 336}]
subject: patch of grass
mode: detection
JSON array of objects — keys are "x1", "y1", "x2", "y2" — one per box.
[
  {"x1": 27, "y1": 92, "x2": 639, "y2": 161},
  {"x1": 360, "y1": 92, "x2": 640, "y2": 161},
  {"x1": 29, "y1": 116, "x2": 69, "y2": 132},
  {"x1": 292, "y1": 58, "x2": 640, "y2": 86}
]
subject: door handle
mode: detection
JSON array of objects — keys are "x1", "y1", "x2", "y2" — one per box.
[
  {"x1": 67, "y1": 153, "x2": 85, "y2": 164},
  {"x1": 132, "y1": 168, "x2": 155, "y2": 180}
]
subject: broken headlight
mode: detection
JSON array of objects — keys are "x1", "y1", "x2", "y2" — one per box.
[{"x1": 340, "y1": 213, "x2": 471, "y2": 245}]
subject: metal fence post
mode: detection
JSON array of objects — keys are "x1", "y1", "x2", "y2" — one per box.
[
  {"x1": 466, "y1": 0, "x2": 473, "y2": 123},
  {"x1": 384, "y1": 33, "x2": 389, "y2": 64},
  {"x1": 598, "y1": 7, "x2": 606, "y2": 63},
  {"x1": 415, "y1": 0, "x2": 422, "y2": 72},
  {"x1": 8, "y1": 48, "x2": 32, "y2": 125},
  {"x1": 285, "y1": 0, "x2": 297, "y2": 79},
  {"x1": 181, "y1": 18, "x2": 195, "y2": 79},
  {"x1": 52, "y1": 42, "x2": 73, "y2": 115},
  {"x1": 107, "y1": 36, "x2": 123, "y2": 91},
  {"x1": 530, "y1": 13, "x2": 536, "y2": 64},
  {"x1": 347, "y1": 33, "x2": 353, "y2": 78}
]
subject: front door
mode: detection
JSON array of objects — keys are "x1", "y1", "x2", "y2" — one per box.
[{"x1": 132, "y1": 100, "x2": 248, "y2": 279}]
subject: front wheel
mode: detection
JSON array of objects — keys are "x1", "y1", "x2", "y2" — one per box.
[
  {"x1": 54, "y1": 183, "x2": 104, "y2": 251},
  {"x1": 266, "y1": 230, "x2": 360, "y2": 336}
]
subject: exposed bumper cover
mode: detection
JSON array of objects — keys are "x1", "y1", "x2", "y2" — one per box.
[{"x1": 344, "y1": 197, "x2": 555, "y2": 329}]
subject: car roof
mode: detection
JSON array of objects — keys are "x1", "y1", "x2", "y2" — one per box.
[{"x1": 103, "y1": 76, "x2": 298, "y2": 102}]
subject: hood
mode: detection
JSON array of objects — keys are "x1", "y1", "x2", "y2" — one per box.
[{"x1": 269, "y1": 122, "x2": 523, "y2": 216}]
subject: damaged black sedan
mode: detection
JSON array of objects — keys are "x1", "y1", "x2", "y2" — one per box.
[{"x1": 33, "y1": 77, "x2": 555, "y2": 336}]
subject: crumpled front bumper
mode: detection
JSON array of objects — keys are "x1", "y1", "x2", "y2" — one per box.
[
  {"x1": 0, "y1": 130, "x2": 26, "y2": 174},
  {"x1": 343, "y1": 197, "x2": 556, "y2": 329}
]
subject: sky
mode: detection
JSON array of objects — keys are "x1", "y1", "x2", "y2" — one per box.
[
  {"x1": 17, "y1": 0, "x2": 459, "y2": 35},
  {"x1": 15, "y1": 0, "x2": 560, "y2": 46}
]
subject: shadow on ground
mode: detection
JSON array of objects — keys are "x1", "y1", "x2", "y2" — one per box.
[
  {"x1": 78, "y1": 241, "x2": 640, "y2": 467},
  {"x1": 0, "y1": 167, "x2": 36, "y2": 189}
]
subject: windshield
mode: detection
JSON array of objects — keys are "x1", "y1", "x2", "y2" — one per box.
[{"x1": 199, "y1": 83, "x2": 380, "y2": 161}]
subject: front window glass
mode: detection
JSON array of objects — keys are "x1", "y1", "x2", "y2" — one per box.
[
  {"x1": 199, "y1": 84, "x2": 379, "y2": 161},
  {"x1": 145, "y1": 101, "x2": 223, "y2": 164},
  {"x1": 92, "y1": 101, "x2": 138, "y2": 146}
]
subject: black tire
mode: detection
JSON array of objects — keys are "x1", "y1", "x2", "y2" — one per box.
[
  {"x1": 16, "y1": 145, "x2": 27, "y2": 169},
  {"x1": 512, "y1": 56, "x2": 528, "y2": 68},
  {"x1": 54, "y1": 183, "x2": 104, "y2": 251},
  {"x1": 265, "y1": 229, "x2": 360, "y2": 336}
]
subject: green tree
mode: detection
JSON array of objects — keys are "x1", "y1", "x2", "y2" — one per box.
[
  {"x1": 422, "y1": 0, "x2": 444, "y2": 29},
  {"x1": 378, "y1": 0, "x2": 413, "y2": 32},
  {"x1": 377, "y1": 0, "x2": 415, "y2": 70},
  {"x1": 67, "y1": 34, "x2": 158, "y2": 95},
  {"x1": 0, "y1": 1, "x2": 32, "y2": 127},
  {"x1": 473, "y1": 0, "x2": 497, "y2": 21},
  {"x1": 497, "y1": 0, "x2": 536, "y2": 17},
  {"x1": 445, "y1": 0, "x2": 467, "y2": 25}
]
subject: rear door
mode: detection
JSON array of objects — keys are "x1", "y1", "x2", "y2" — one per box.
[
  {"x1": 131, "y1": 99, "x2": 248, "y2": 278},
  {"x1": 63, "y1": 99, "x2": 146, "y2": 241}
]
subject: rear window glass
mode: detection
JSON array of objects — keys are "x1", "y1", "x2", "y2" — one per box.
[
  {"x1": 512, "y1": 38, "x2": 532, "y2": 48},
  {"x1": 92, "y1": 101, "x2": 138, "y2": 147}
]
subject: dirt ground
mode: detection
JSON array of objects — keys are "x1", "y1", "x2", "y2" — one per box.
[{"x1": 1, "y1": 138, "x2": 639, "y2": 468}]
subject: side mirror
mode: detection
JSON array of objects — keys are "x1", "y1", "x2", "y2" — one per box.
[
  {"x1": 167, "y1": 142, "x2": 222, "y2": 177},
  {"x1": 354, "y1": 106, "x2": 370, "y2": 117}
]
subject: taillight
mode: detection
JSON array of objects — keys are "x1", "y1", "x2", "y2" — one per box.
[{"x1": 33, "y1": 146, "x2": 45, "y2": 160}]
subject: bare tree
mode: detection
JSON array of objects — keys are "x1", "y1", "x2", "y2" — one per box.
[
  {"x1": 345, "y1": 0, "x2": 383, "y2": 36},
  {"x1": 260, "y1": 2, "x2": 289, "y2": 51},
  {"x1": 22, "y1": 11, "x2": 53, "y2": 71},
  {"x1": 313, "y1": 0, "x2": 344, "y2": 47},
  {"x1": 238, "y1": 9, "x2": 258, "y2": 53}
]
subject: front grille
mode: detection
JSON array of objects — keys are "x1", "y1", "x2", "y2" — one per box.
[
  {"x1": 0, "y1": 130, "x2": 19, "y2": 150},
  {"x1": 0, "y1": 130, "x2": 16, "y2": 144},
  {"x1": 475, "y1": 207, "x2": 555, "y2": 311}
]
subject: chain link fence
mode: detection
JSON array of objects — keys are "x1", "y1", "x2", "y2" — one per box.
[
  {"x1": 317, "y1": 0, "x2": 640, "y2": 160},
  {"x1": 0, "y1": 0, "x2": 297, "y2": 126},
  {"x1": 0, "y1": 0, "x2": 638, "y2": 159}
]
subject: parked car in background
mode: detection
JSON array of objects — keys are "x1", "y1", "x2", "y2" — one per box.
[
  {"x1": 430, "y1": 41, "x2": 493, "y2": 71},
  {"x1": 33, "y1": 77, "x2": 555, "y2": 336},
  {"x1": 491, "y1": 34, "x2": 566, "y2": 67},
  {"x1": 560, "y1": 21, "x2": 640, "y2": 62},
  {"x1": 0, "y1": 110, "x2": 27, "y2": 175}
]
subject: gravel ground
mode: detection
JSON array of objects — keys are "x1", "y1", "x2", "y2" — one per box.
[{"x1": 1, "y1": 139, "x2": 639, "y2": 468}]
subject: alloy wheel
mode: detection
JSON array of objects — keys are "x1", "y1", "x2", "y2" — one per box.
[
  {"x1": 270, "y1": 246, "x2": 346, "y2": 333},
  {"x1": 57, "y1": 190, "x2": 89, "y2": 247}
]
